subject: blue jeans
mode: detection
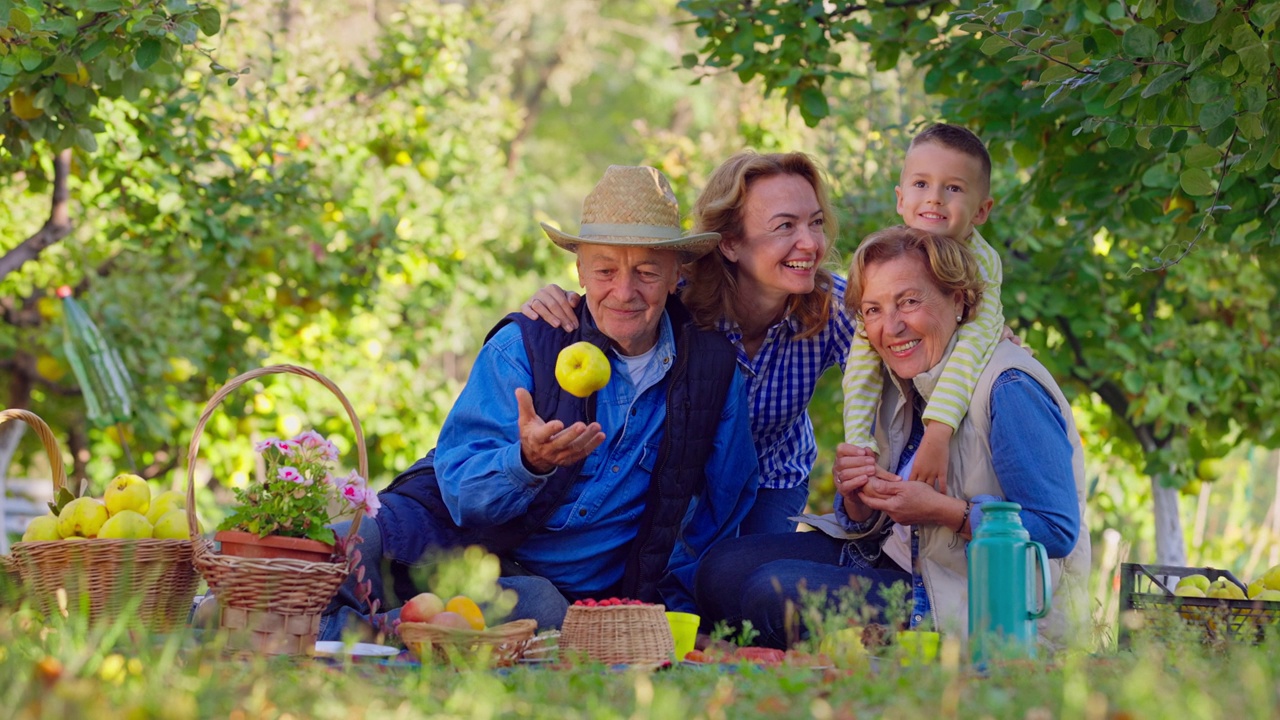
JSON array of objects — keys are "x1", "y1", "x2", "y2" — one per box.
[
  {"x1": 737, "y1": 483, "x2": 810, "y2": 535},
  {"x1": 318, "y1": 496, "x2": 571, "y2": 641},
  {"x1": 694, "y1": 531, "x2": 911, "y2": 649}
]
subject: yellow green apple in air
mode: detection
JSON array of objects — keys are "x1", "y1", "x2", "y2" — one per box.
[{"x1": 555, "y1": 341, "x2": 611, "y2": 398}]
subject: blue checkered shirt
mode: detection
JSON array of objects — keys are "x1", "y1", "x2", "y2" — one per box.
[{"x1": 715, "y1": 275, "x2": 858, "y2": 490}]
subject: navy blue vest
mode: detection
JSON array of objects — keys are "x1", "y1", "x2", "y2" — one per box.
[{"x1": 383, "y1": 295, "x2": 737, "y2": 602}]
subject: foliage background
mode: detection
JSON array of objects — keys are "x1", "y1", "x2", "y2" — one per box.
[{"x1": 3, "y1": 0, "x2": 1279, "y2": 627}]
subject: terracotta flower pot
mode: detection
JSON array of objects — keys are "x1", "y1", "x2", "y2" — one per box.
[{"x1": 213, "y1": 529, "x2": 336, "y2": 563}]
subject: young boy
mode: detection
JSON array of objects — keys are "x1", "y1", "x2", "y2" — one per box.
[{"x1": 841, "y1": 123, "x2": 1002, "y2": 491}]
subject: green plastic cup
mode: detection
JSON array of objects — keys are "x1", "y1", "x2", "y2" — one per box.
[{"x1": 665, "y1": 611, "x2": 700, "y2": 661}]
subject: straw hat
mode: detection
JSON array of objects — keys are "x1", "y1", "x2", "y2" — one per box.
[{"x1": 541, "y1": 165, "x2": 720, "y2": 260}]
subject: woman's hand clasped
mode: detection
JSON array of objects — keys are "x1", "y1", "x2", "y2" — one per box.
[{"x1": 860, "y1": 473, "x2": 950, "y2": 527}]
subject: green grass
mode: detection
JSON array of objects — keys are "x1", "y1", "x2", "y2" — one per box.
[{"x1": 2, "y1": 599, "x2": 1278, "y2": 720}]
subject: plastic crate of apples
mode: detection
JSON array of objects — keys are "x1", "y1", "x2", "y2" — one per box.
[{"x1": 1118, "y1": 562, "x2": 1280, "y2": 645}]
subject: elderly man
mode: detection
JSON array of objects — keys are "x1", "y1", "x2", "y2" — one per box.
[{"x1": 320, "y1": 166, "x2": 758, "y2": 638}]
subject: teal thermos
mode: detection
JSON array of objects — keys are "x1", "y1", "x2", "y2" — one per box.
[{"x1": 967, "y1": 501, "x2": 1051, "y2": 665}]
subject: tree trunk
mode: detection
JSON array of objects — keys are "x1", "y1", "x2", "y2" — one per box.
[{"x1": 1151, "y1": 477, "x2": 1186, "y2": 566}]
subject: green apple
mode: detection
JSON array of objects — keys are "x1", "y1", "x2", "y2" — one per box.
[
  {"x1": 1173, "y1": 586, "x2": 1206, "y2": 598},
  {"x1": 1261, "y1": 564, "x2": 1280, "y2": 591},
  {"x1": 21, "y1": 515, "x2": 61, "y2": 542},
  {"x1": 1176, "y1": 574, "x2": 1211, "y2": 592},
  {"x1": 1247, "y1": 579, "x2": 1266, "y2": 599},
  {"x1": 97, "y1": 510, "x2": 153, "y2": 540},
  {"x1": 555, "y1": 341, "x2": 611, "y2": 398},
  {"x1": 105, "y1": 473, "x2": 151, "y2": 516},
  {"x1": 1256, "y1": 589, "x2": 1280, "y2": 602},
  {"x1": 1206, "y1": 579, "x2": 1246, "y2": 600},
  {"x1": 57, "y1": 497, "x2": 109, "y2": 538}
]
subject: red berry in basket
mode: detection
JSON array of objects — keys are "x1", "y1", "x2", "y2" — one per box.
[{"x1": 583, "y1": 599, "x2": 596, "y2": 607}]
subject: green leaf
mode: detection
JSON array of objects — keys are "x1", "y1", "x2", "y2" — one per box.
[
  {"x1": 1122, "y1": 25, "x2": 1159, "y2": 58},
  {"x1": 1187, "y1": 72, "x2": 1227, "y2": 104},
  {"x1": 17, "y1": 45, "x2": 41, "y2": 71},
  {"x1": 1232, "y1": 25, "x2": 1269, "y2": 75},
  {"x1": 85, "y1": 0, "x2": 122, "y2": 10},
  {"x1": 1198, "y1": 97, "x2": 1235, "y2": 130},
  {"x1": 1107, "y1": 125, "x2": 1131, "y2": 147},
  {"x1": 74, "y1": 127, "x2": 98, "y2": 152},
  {"x1": 9, "y1": 7, "x2": 30, "y2": 33},
  {"x1": 1251, "y1": 3, "x2": 1280, "y2": 30},
  {"x1": 136, "y1": 38, "x2": 161, "y2": 70},
  {"x1": 798, "y1": 84, "x2": 828, "y2": 125},
  {"x1": 1141, "y1": 68, "x2": 1185, "y2": 98},
  {"x1": 1184, "y1": 144, "x2": 1221, "y2": 168},
  {"x1": 1091, "y1": 27, "x2": 1120, "y2": 56},
  {"x1": 1179, "y1": 167, "x2": 1214, "y2": 195},
  {"x1": 1039, "y1": 62, "x2": 1077, "y2": 84},
  {"x1": 980, "y1": 34, "x2": 1015, "y2": 55},
  {"x1": 1098, "y1": 60, "x2": 1134, "y2": 84},
  {"x1": 1173, "y1": 0, "x2": 1216, "y2": 24}
]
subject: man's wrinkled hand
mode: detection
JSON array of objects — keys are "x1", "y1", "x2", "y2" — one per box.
[{"x1": 515, "y1": 387, "x2": 604, "y2": 473}]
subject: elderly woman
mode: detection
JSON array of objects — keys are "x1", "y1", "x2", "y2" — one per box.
[{"x1": 694, "y1": 226, "x2": 1091, "y2": 649}]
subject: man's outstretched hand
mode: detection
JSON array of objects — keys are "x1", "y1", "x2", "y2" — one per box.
[{"x1": 515, "y1": 387, "x2": 605, "y2": 474}]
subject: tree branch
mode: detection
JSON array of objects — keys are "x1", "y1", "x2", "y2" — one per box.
[{"x1": 0, "y1": 149, "x2": 74, "y2": 283}]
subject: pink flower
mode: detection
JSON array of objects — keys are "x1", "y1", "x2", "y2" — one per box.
[
  {"x1": 254, "y1": 439, "x2": 279, "y2": 453},
  {"x1": 293, "y1": 430, "x2": 326, "y2": 447},
  {"x1": 362, "y1": 491, "x2": 381, "y2": 519},
  {"x1": 277, "y1": 466, "x2": 303, "y2": 483}
]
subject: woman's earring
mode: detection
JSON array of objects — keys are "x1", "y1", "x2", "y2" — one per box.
[{"x1": 956, "y1": 314, "x2": 963, "y2": 323}]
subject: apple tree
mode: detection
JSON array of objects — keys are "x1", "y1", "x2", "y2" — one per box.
[{"x1": 676, "y1": 0, "x2": 1280, "y2": 565}]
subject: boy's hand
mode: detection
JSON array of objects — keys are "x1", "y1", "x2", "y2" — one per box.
[
  {"x1": 519, "y1": 284, "x2": 581, "y2": 330},
  {"x1": 907, "y1": 422, "x2": 952, "y2": 494},
  {"x1": 1000, "y1": 325, "x2": 1035, "y2": 355}
]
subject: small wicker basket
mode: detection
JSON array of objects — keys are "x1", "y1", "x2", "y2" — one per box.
[
  {"x1": 399, "y1": 618, "x2": 537, "y2": 667},
  {"x1": 1, "y1": 408, "x2": 198, "y2": 630},
  {"x1": 559, "y1": 603, "x2": 674, "y2": 665},
  {"x1": 187, "y1": 365, "x2": 367, "y2": 655}
]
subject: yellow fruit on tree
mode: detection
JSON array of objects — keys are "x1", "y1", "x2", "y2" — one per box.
[
  {"x1": 60, "y1": 64, "x2": 90, "y2": 86},
  {"x1": 21, "y1": 515, "x2": 61, "y2": 542},
  {"x1": 146, "y1": 490, "x2": 185, "y2": 524},
  {"x1": 57, "y1": 497, "x2": 109, "y2": 538},
  {"x1": 10, "y1": 91, "x2": 43, "y2": 121},
  {"x1": 151, "y1": 510, "x2": 191, "y2": 540},
  {"x1": 97, "y1": 510, "x2": 153, "y2": 540},
  {"x1": 105, "y1": 473, "x2": 150, "y2": 516},
  {"x1": 35, "y1": 355, "x2": 67, "y2": 382},
  {"x1": 444, "y1": 595, "x2": 485, "y2": 630}
]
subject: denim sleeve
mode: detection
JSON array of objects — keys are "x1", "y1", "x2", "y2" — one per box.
[
  {"x1": 833, "y1": 497, "x2": 893, "y2": 564},
  {"x1": 433, "y1": 324, "x2": 554, "y2": 528},
  {"x1": 659, "y1": 369, "x2": 760, "y2": 612},
  {"x1": 988, "y1": 369, "x2": 1080, "y2": 558}
]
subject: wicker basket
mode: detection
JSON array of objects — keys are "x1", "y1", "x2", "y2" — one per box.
[
  {"x1": 1, "y1": 408, "x2": 198, "y2": 630},
  {"x1": 399, "y1": 618, "x2": 537, "y2": 666},
  {"x1": 188, "y1": 365, "x2": 367, "y2": 655},
  {"x1": 559, "y1": 603, "x2": 674, "y2": 665}
]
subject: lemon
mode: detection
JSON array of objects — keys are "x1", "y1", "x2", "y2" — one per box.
[
  {"x1": 445, "y1": 595, "x2": 486, "y2": 630},
  {"x1": 105, "y1": 473, "x2": 150, "y2": 516},
  {"x1": 151, "y1": 510, "x2": 191, "y2": 540},
  {"x1": 146, "y1": 490, "x2": 185, "y2": 525},
  {"x1": 57, "y1": 497, "x2": 109, "y2": 538},
  {"x1": 21, "y1": 515, "x2": 61, "y2": 542},
  {"x1": 97, "y1": 510, "x2": 153, "y2": 540}
]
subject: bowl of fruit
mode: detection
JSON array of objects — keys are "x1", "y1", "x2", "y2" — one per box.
[{"x1": 396, "y1": 591, "x2": 537, "y2": 667}]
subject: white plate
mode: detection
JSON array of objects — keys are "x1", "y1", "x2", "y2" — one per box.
[{"x1": 314, "y1": 641, "x2": 399, "y2": 657}]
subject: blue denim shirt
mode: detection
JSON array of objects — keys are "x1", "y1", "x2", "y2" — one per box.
[
  {"x1": 434, "y1": 313, "x2": 759, "y2": 610},
  {"x1": 835, "y1": 368, "x2": 1081, "y2": 626}
]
